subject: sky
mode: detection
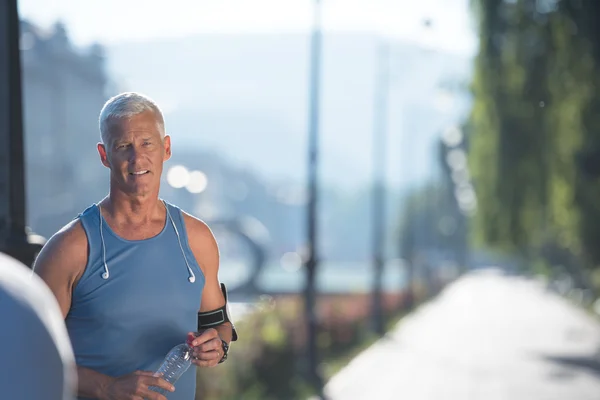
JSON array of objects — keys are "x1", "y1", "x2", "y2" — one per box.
[
  {"x1": 16, "y1": 0, "x2": 478, "y2": 191},
  {"x1": 17, "y1": 0, "x2": 478, "y2": 56}
]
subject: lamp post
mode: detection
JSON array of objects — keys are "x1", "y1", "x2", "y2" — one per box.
[
  {"x1": 304, "y1": 0, "x2": 324, "y2": 396},
  {"x1": 371, "y1": 40, "x2": 391, "y2": 336},
  {"x1": 397, "y1": 19, "x2": 436, "y2": 310}
]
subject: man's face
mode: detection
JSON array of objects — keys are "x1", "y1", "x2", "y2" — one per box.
[{"x1": 97, "y1": 111, "x2": 171, "y2": 198}]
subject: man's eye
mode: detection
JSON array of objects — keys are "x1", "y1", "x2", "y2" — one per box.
[{"x1": 143, "y1": 141, "x2": 152, "y2": 146}]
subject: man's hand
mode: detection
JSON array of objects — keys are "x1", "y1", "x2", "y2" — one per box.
[
  {"x1": 100, "y1": 370, "x2": 174, "y2": 400},
  {"x1": 189, "y1": 329, "x2": 223, "y2": 368}
]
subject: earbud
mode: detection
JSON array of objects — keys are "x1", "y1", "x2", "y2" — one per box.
[
  {"x1": 102, "y1": 271, "x2": 109, "y2": 279},
  {"x1": 188, "y1": 276, "x2": 195, "y2": 283}
]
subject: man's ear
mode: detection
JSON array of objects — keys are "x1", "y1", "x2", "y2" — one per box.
[
  {"x1": 163, "y1": 135, "x2": 172, "y2": 161},
  {"x1": 97, "y1": 143, "x2": 110, "y2": 168}
]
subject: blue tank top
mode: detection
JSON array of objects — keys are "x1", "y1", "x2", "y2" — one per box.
[{"x1": 66, "y1": 201, "x2": 205, "y2": 400}]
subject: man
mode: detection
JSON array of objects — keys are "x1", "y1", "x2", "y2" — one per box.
[
  {"x1": 0, "y1": 252, "x2": 77, "y2": 400},
  {"x1": 34, "y1": 92, "x2": 235, "y2": 400}
]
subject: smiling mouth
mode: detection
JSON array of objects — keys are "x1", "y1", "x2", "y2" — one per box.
[{"x1": 130, "y1": 170, "x2": 149, "y2": 175}]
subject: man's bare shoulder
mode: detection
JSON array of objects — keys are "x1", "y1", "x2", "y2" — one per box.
[
  {"x1": 180, "y1": 211, "x2": 219, "y2": 273},
  {"x1": 49, "y1": 218, "x2": 88, "y2": 252},
  {"x1": 34, "y1": 219, "x2": 88, "y2": 275},
  {"x1": 181, "y1": 211, "x2": 214, "y2": 239}
]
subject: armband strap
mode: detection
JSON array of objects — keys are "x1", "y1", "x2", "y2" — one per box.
[{"x1": 198, "y1": 283, "x2": 238, "y2": 341}]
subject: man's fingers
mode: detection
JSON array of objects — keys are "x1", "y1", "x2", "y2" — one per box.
[
  {"x1": 134, "y1": 370, "x2": 157, "y2": 377},
  {"x1": 142, "y1": 375, "x2": 175, "y2": 393},
  {"x1": 192, "y1": 357, "x2": 219, "y2": 368},
  {"x1": 189, "y1": 330, "x2": 223, "y2": 369},
  {"x1": 193, "y1": 349, "x2": 220, "y2": 361},
  {"x1": 197, "y1": 338, "x2": 221, "y2": 353},
  {"x1": 139, "y1": 387, "x2": 168, "y2": 400},
  {"x1": 190, "y1": 328, "x2": 219, "y2": 346}
]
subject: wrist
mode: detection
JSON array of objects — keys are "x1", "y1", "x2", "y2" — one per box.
[{"x1": 96, "y1": 375, "x2": 114, "y2": 400}]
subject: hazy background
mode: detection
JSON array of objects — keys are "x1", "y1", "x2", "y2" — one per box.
[{"x1": 16, "y1": 0, "x2": 475, "y2": 293}]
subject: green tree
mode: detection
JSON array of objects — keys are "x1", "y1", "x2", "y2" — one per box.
[{"x1": 469, "y1": 0, "x2": 600, "y2": 279}]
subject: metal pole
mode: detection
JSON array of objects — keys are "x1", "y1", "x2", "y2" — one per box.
[
  {"x1": 0, "y1": 0, "x2": 42, "y2": 267},
  {"x1": 371, "y1": 40, "x2": 390, "y2": 336},
  {"x1": 397, "y1": 76, "x2": 415, "y2": 311},
  {"x1": 304, "y1": 0, "x2": 324, "y2": 396}
]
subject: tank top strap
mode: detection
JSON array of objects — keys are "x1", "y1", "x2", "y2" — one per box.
[
  {"x1": 77, "y1": 204, "x2": 100, "y2": 234},
  {"x1": 76, "y1": 204, "x2": 102, "y2": 277},
  {"x1": 163, "y1": 200, "x2": 203, "y2": 282}
]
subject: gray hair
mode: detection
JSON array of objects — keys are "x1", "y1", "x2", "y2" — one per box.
[{"x1": 99, "y1": 92, "x2": 165, "y2": 144}]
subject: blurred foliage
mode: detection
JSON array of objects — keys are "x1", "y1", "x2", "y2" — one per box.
[
  {"x1": 469, "y1": 0, "x2": 600, "y2": 278},
  {"x1": 398, "y1": 148, "x2": 469, "y2": 275},
  {"x1": 195, "y1": 293, "x2": 406, "y2": 400}
]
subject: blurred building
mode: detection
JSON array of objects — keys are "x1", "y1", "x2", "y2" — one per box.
[{"x1": 20, "y1": 20, "x2": 108, "y2": 237}]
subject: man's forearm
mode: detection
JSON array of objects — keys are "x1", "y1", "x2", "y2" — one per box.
[{"x1": 77, "y1": 366, "x2": 112, "y2": 399}]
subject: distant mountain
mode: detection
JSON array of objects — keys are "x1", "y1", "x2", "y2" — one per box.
[{"x1": 106, "y1": 32, "x2": 473, "y2": 190}]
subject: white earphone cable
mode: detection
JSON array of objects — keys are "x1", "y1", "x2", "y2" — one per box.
[{"x1": 98, "y1": 202, "x2": 195, "y2": 283}]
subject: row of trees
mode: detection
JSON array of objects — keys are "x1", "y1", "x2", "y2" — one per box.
[{"x1": 469, "y1": 0, "x2": 600, "y2": 284}]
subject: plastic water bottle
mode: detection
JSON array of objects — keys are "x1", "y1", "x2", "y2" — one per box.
[{"x1": 149, "y1": 334, "x2": 195, "y2": 395}]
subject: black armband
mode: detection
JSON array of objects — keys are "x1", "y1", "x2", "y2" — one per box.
[{"x1": 198, "y1": 283, "x2": 238, "y2": 341}]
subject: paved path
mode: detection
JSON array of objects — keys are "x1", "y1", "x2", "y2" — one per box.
[{"x1": 325, "y1": 269, "x2": 600, "y2": 400}]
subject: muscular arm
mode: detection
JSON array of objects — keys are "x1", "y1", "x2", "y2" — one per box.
[
  {"x1": 33, "y1": 221, "x2": 109, "y2": 397},
  {"x1": 183, "y1": 214, "x2": 233, "y2": 344},
  {"x1": 33, "y1": 221, "x2": 86, "y2": 318},
  {"x1": 33, "y1": 221, "x2": 172, "y2": 399}
]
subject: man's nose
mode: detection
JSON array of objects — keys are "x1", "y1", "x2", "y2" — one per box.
[{"x1": 128, "y1": 146, "x2": 141, "y2": 163}]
